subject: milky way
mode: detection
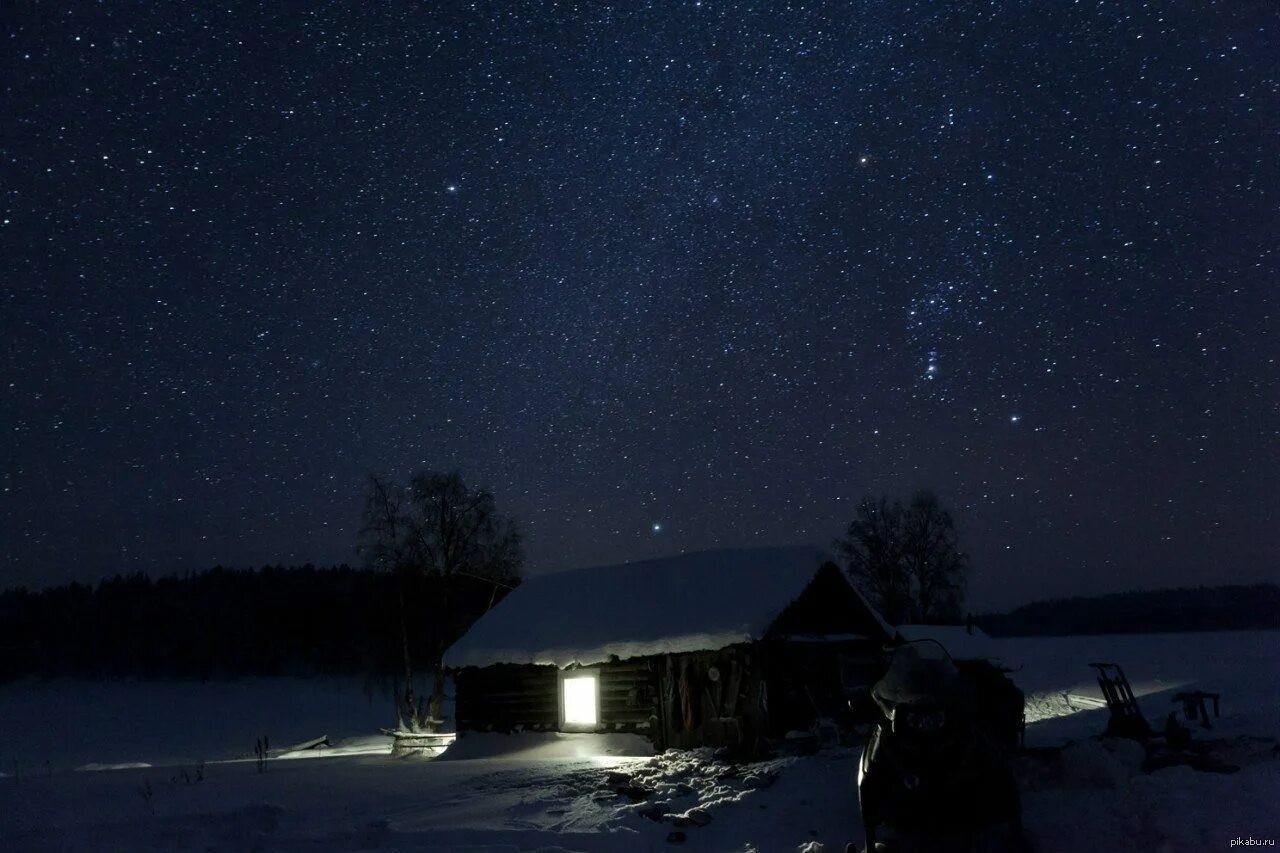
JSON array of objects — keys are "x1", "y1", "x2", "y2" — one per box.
[{"x1": 2, "y1": 1, "x2": 1276, "y2": 606}]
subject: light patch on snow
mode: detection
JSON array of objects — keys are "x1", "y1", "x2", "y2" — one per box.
[
  {"x1": 274, "y1": 734, "x2": 394, "y2": 760},
  {"x1": 1063, "y1": 676, "x2": 1195, "y2": 710},
  {"x1": 441, "y1": 732, "x2": 654, "y2": 761}
]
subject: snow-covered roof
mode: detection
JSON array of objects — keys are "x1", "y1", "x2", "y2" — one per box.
[
  {"x1": 895, "y1": 624, "x2": 1000, "y2": 662},
  {"x1": 444, "y1": 546, "x2": 851, "y2": 669}
]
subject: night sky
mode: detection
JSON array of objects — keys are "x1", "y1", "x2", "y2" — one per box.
[{"x1": 3, "y1": 1, "x2": 1276, "y2": 608}]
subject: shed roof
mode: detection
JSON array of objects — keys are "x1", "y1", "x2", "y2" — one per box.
[{"x1": 444, "y1": 546, "x2": 885, "y2": 669}]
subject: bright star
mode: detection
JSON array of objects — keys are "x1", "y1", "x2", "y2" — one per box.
[{"x1": 652, "y1": 522, "x2": 663, "y2": 533}]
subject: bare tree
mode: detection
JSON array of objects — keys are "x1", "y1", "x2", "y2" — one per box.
[
  {"x1": 834, "y1": 490, "x2": 969, "y2": 624},
  {"x1": 404, "y1": 471, "x2": 522, "y2": 727},
  {"x1": 360, "y1": 470, "x2": 523, "y2": 732},
  {"x1": 900, "y1": 491, "x2": 968, "y2": 624},
  {"x1": 357, "y1": 473, "x2": 425, "y2": 731}
]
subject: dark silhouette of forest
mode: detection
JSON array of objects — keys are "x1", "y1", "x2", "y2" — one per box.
[
  {"x1": 976, "y1": 584, "x2": 1280, "y2": 637},
  {"x1": 2, "y1": 571, "x2": 1275, "y2": 683},
  {"x1": 0, "y1": 565, "x2": 513, "y2": 683}
]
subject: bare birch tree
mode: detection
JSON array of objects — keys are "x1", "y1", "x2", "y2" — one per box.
[
  {"x1": 834, "y1": 490, "x2": 969, "y2": 624},
  {"x1": 359, "y1": 470, "x2": 522, "y2": 732}
]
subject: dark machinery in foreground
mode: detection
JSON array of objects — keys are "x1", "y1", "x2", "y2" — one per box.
[{"x1": 851, "y1": 640, "x2": 1026, "y2": 853}]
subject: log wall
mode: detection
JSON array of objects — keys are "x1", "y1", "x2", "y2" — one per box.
[
  {"x1": 454, "y1": 639, "x2": 885, "y2": 750},
  {"x1": 454, "y1": 658, "x2": 659, "y2": 734},
  {"x1": 455, "y1": 663, "x2": 558, "y2": 731}
]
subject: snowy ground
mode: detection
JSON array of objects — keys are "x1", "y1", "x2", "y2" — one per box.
[
  {"x1": 0, "y1": 676, "x2": 395, "y2": 774},
  {"x1": 1011, "y1": 630, "x2": 1280, "y2": 852},
  {"x1": 1011, "y1": 630, "x2": 1280, "y2": 747},
  {"x1": 1, "y1": 630, "x2": 1277, "y2": 852}
]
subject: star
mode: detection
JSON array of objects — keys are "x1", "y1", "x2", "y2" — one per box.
[{"x1": 0, "y1": 0, "x2": 1269, "y2": 616}]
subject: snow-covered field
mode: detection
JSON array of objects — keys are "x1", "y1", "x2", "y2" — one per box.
[
  {"x1": 0, "y1": 676, "x2": 395, "y2": 774},
  {"x1": 1012, "y1": 631, "x2": 1280, "y2": 853},
  {"x1": 1, "y1": 631, "x2": 1277, "y2": 852}
]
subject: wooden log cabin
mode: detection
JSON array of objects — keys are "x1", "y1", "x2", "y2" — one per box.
[{"x1": 443, "y1": 547, "x2": 893, "y2": 752}]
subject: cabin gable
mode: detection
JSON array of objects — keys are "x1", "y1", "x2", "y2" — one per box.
[{"x1": 765, "y1": 561, "x2": 891, "y2": 641}]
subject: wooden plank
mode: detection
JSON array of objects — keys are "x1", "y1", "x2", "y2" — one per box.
[
  {"x1": 465, "y1": 701, "x2": 555, "y2": 712},
  {"x1": 465, "y1": 690, "x2": 558, "y2": 702}
]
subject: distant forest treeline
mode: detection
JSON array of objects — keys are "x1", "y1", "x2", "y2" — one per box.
[
  {"x1": 2, "y1": 570, "x2": 1277, "y2": 682},
  {"x1": 976, "y1": 584, "x2": 1280, "y2": 637},
  {"x1": 0, "y1": 565, "x2": 509, "y2": 683}
]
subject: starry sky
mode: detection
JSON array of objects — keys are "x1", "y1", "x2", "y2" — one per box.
[{"x1": 2, "y1": 1, "x2": 1276, "y2": 608}]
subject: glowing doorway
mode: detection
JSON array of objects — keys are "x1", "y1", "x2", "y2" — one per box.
[{"x1": 560, "y1": 670, "x2": 599, "y2": 729}]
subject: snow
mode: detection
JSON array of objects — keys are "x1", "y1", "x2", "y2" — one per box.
[
  {"x1": 0, "y1": 735, "x2": 863, "y2": 853},
  {"x1": 441, "y1": 732, "x2": 654, "y2": 761},
  {"x1": 895, "y1": 623, "x2": 1006, "y2": 663},
  {"x1": 1, "y1": 629, "x2": 1277, "y2": 851},
  {"x1": 1008, "y1": 630, "x2": 1280, "y2": 747},
  {"x1": 1022, "y1": 738, "x2": 1280, "y2": 851},
  {"x1": 444, "y1": 546, "x2": 841, "y2": 669},
  {"x1": 275, "y1": 734, "x2": 395, "y2": 760},
  {"x1": 1056, "y1": 737, "x2": 1147, "y2": 788},
  {"x1": 0, "y1": 675, "x2": 394, "y2": 773}
]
